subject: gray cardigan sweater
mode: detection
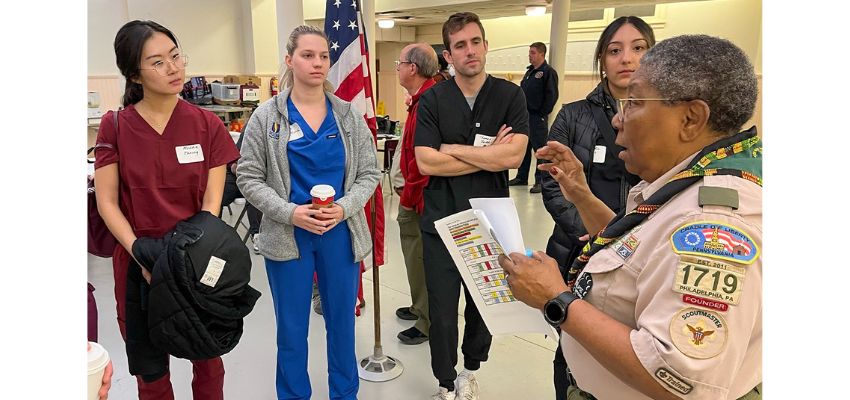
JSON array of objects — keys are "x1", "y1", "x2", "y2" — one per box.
[{"x1": 236, "y1": 88, "x2": 380, "y2": 262}]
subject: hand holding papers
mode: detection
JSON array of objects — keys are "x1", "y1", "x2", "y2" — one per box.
[{"x1": 434, "y1": 198, "x2": 555, "y2": 337}]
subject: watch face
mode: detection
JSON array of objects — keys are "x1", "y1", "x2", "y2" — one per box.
[{"x1": 544, "y1": 300, "x2": 565, "y2": 326}]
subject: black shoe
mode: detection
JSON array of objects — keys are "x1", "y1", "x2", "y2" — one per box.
[
  {"x1": 508, "y1": 178, "x2": 528, "y2": 186},
  {"x1": 395, "y1": 306, "x2": 418, "y2": 321},
  {"x1": 529, "y1": 183, "x2": 542, "y2": 193},
  {"x1": 397, "y1": 326, "x2": 429, "y2": 345}
]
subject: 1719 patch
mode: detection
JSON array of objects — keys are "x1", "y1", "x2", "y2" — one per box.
[{"x1": 670, "y1": 221, "x2": 759, "y2": 264}]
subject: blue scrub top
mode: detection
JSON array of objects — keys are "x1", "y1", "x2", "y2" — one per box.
[{"x1": 286, "y1": 96, "x2": 345, "y2": 206}]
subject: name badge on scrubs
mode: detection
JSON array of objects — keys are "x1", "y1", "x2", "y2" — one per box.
[
  {"x1": 593, "y1": 145, "x2": 606, "y2": 163},
  {"x1": 473, "y1": 134, "x2": 494, "y2": 147},
  {"x1": 175, "y1": 144, "x2": 204, "y2": 164},
  {"x1": 288, "y1": 122, "x2": 304, "y2": 141}
]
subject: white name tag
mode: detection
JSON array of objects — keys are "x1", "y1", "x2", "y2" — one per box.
[
  {"x1": 200, "y1": 256, "x2": 227, "y2": 288},
  {"x1": 288, "y1": 122, "x2": 304, "y2": 141},
  {"x1": 473, "y1": 133, "x2": 494, "y2": 147},
  {"x1": 593, "y1": 145, "x2": 606, "y2": 164},
  {"x1": 175, "y1": 144, "x2": 204, "y2": 164}
]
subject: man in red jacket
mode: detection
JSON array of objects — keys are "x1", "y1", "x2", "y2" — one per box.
[{"x1": 394, "y1": 42, "x2": 439, "y2": 345}]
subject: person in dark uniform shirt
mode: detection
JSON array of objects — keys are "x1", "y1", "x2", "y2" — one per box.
[{"x1": 511, "y1": 41, "x2": 559, "y2": 193}]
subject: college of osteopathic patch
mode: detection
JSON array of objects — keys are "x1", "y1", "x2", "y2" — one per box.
[
  {"x1": 670, "y1": 307, "x2": 728, "y2": 359},
  {"x1": 670, "y1": 221, "x2": 759, "y2": 264}
]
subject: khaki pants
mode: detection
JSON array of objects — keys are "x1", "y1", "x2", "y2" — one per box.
[
  {"x1": 397, "y1": 206, "x2": 430, "y2": 334},
  {"x1": 565, "y1": 383, "x2": 761, "y2": 400}
]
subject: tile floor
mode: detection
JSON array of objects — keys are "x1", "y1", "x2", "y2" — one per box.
[{"x1": 87, "y1": 178, "x2": 559, "y2": 399}]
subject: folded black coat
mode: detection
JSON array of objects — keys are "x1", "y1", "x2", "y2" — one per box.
[{"x1": 137, "y1": 211, "x2": 261, "y2": 364}]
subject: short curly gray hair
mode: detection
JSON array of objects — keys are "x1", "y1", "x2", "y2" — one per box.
[{"x1": 639, "y1": 34, "x2": 757, "y2": 135}]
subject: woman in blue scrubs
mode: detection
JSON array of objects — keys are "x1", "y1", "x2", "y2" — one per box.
[{"x1": 236, "y1": 25, "x2": 379, "y2": 400}]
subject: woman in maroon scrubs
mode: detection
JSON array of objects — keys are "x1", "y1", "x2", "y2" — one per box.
[{"x1": 94, "y1": 20, "x2": 239, "y2": 400}]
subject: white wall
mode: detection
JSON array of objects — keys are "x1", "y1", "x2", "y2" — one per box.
[{"x1": 88, "y1": 0, "x2": 247, "y2": 76}]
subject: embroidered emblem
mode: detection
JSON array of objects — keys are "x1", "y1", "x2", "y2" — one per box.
[
  {"x1": 681, "y1": 294, "x2": 729, "y2": 312},
  {"x1": 269, "y1": 121, "x2": 281, "y2": 139},
  {"x1": 671, "y1": 221, "x2": 759, "y2": 264},
  {"x1": 614, "y1": 234, "x2": 640, "y2": 261},
  {"x1": 670, "y1": 307, "x2": 727, "y2": 359},
  {"x1": 655, "y1": 368, "x2": 693, "y2": 395},
  {"x1": 573, "y1": 273, "x2": 593, "y2": 299},
  {"x1": 534, "y1": 71, "x2": 544, "y2": 78},
  {"x1": 673, "y1": 256, "x2": 745, "y2": 305}
]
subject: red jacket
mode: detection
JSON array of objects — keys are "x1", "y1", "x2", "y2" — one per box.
[{"x1": 399, "y1": 79, "x2": 436, "y2": 213}]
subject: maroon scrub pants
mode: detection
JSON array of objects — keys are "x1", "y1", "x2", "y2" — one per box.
[{"x1": 113, "y1": 247, "x2": 225, "y2": 400}]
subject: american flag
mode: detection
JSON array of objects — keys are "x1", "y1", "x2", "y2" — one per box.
[
  {"x1": 702, "y1": 228, "x2": 752, "y2": 255},
  {"x1": 325, "y1": 0, "x2": 384, "y2": 266}
]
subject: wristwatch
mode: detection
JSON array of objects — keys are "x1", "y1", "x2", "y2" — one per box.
[{"x1": 543, "y1": 291, "x2": 579, "y2": 328}]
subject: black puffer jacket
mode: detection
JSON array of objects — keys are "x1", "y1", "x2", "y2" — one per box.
[
  {"x1": 129, "y1": 211, "x2": 261, "y2": 376},
  {"x1": 541, "y1": 81, "x2": 640, "y2": 269}
]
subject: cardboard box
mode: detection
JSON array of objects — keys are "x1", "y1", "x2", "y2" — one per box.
[{"x1": 224, "y1": 75, "x2": 261, "y2": 86}]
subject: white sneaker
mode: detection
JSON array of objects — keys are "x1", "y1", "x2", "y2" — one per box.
[
  {"x1": 430, "y1": 387, "x2": 456, "y2": 400},
  {"x1": 252, "y1": 234, "x2": 260, "y2": 254},
  {"x1": 455, "y1": 370, "x2": 479, "y2": 400}
]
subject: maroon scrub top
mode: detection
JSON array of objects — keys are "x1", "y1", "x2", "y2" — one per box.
[{"x1": 95, "y1": 99, "x2": 240, "y2": 238}]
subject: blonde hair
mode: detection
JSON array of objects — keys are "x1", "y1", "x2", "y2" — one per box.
[{"x1": 279, "y1": 25, "x2": 335, "y2": 93}]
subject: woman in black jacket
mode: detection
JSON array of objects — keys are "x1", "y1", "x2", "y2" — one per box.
[{"x1": 540, "y1": 16, "x2": 656, "y2": 399}]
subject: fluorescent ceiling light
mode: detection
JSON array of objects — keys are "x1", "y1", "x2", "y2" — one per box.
[
  {"x1": 526, "y1": 6, "x2": 546, "y2": 16},
  {"x1": 378, "y1": 19, "x2": 395, "y2": 29}
]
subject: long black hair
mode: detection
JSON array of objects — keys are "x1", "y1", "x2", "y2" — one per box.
[
  {"x1": 113, "y1": 20, "x2": 179, "y2": 107},
  {"x1": 592, "y1": 16, "x2": 655, "y2": 80}
]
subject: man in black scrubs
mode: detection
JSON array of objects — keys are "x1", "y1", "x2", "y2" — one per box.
[
  {"x1": 414, "y1": 12, "x2": 529, "y2": 400},
  {"x1": 512, "y1": 41, "x2": 559, "y2": 193}
]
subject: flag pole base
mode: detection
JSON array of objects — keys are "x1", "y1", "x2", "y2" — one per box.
[{"x1": 358, "y1": 352, "x2": 404, "y2": 382}]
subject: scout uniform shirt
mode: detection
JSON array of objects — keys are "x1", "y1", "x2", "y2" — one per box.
[{"x1": 561, "y1": 152, "x2": 762, "y2": 399}]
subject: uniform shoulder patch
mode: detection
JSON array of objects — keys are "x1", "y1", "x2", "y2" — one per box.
[
  {"x1": 670, "y1": 307, "x2": 728, "y2": 359},
  {"x1": 670, "y1": 221, "x2": 759, "y2": 264},
  {"x1": 673, "y1": 256, "x2": 745, "y2": 305},
  {"x1": 655, "y1": 368, "x2": 693, "y2": 395},
  {"x1": 698, "y1": 186, "x2": 739, "y2": 209}
]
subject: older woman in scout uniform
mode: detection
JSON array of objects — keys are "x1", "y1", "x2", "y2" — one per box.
[{"x1": 499, "y1": 34, "x2": 762, "y2": 400}]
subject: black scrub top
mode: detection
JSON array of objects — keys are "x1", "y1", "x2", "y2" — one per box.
[{"x1": 414, "y1": 75, "x2": 529, "y2": 234}]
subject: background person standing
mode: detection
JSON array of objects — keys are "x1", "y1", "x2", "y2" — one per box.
[
  {"x1": 394, "y1": 42, "x2": 439, "y2": 346},
  {"x1": 511, "y1": 41, "x2": 559, "y2": 193}
]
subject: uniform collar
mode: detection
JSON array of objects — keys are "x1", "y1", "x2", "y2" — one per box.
[
  {"x1": 527, "y1": 60, "x2": 548, "y2": 71},
  {"x1": 407, "y1": 78, "x2": 436, "y2": 112},
  {"x1": 628, "y1": 150, "x2": 699, "y2": 209}
]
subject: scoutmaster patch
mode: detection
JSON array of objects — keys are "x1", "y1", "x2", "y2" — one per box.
[
  {"x1": 670, "y1": 307, "x2": 728, "y2": 359},
  {"x1": 673, "y1": 256, "x2": 745, "y2": 305},
  {"x1": 671, "y1": 221, "x2": 759, "y2": 264}
]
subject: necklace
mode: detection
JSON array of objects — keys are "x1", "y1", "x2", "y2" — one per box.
[{"x1": 135, "y1": 102, "x2": 171, "y2": 131}]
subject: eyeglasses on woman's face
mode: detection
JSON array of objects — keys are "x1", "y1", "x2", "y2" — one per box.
[
  {"x1": 141, "y1": 53, "x2": 188, "y2": 76},
  {"x1": 615, "y1": 97, "x2": 676, "y2": 123}
]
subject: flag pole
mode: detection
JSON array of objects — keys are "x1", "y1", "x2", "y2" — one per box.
[
  {"x1": 355, "y1": 3, "x2": 401, "y2": 381},
  {"x1": 358, "y1": 188, "x2": 404, "y2": 381}
]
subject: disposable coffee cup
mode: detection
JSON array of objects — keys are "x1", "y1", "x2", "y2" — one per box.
[
  {"x1": 310, "y1": 184, "x2": 336, "y2": 209},
  {"x1": 87, "y1": 342, "x2": 110, "y2": 400}
]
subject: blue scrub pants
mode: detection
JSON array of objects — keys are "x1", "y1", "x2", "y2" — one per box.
[{"x1": 265, "y1": 222, "x2": 360, "y2": 400}]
